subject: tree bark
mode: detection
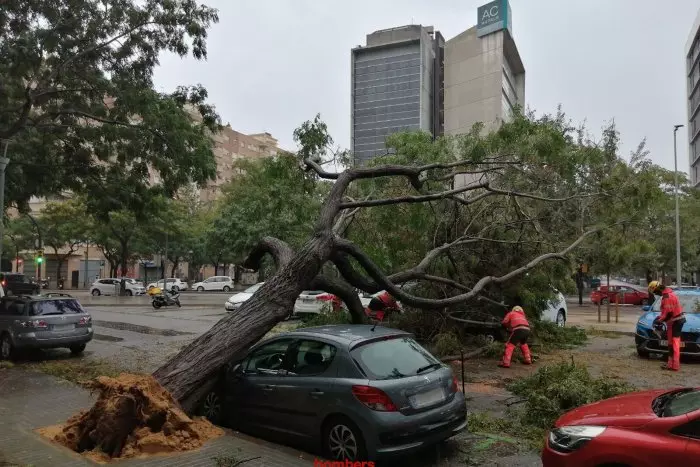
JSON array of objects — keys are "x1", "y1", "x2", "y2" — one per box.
[{"x1": 152, "y1": 233, "x2": 336, "y2": 411}]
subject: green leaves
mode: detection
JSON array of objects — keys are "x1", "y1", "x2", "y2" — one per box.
[{"x1": 0, "y1": 0, "x2": 219, "y2": 209}]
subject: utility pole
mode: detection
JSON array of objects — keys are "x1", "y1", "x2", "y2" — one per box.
[
  {"x1": 0, "y1": 141, "x2": 9, "y2": 271},
  {"x1": 673, "y1": 124, "x2": 684, "y2": 286}
]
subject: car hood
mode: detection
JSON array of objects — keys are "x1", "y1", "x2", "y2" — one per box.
[
  {"x1": 638, "y1": 311, "x2": 700, "y2": 332},
  {"x1": 555, "y1": 389, "x2": 666, "y2": 428},
  {"x1": 228, "y1": 292, "x2": 251, "y2": 303}
]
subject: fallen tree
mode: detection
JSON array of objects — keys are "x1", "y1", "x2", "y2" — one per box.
[{"x1": 150, "y1": 113, "x2": 660, "y2": 412}]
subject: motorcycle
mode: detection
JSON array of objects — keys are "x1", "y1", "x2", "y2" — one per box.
[{"x1": 148, "y1": 287, "x2": 181, "y2": 309}]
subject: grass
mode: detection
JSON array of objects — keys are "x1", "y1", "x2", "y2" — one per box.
[
  {"x1": 532, "y1": 321, "x2": 588, "y2": 350},
  {"x1": 20, "y1": 357, "x2": 122, "y2": 385}
]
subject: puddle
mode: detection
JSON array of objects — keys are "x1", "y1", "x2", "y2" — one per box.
[
  {"x1": 92, "y1": 320, "x2": 193, "y2": 337},
  {"x1": 93, "y1": 334, "x2": 124, "y2": 342}
]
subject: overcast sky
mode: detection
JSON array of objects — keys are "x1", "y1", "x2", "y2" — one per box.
[{"x1": 154, "y1": 0, "x2": 699, "y2": 173}]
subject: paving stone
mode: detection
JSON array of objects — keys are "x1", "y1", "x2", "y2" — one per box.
[{"x1": 0, "y1": 369, "x2": 312, "y2": 467}]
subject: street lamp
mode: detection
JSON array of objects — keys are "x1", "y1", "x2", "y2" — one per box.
[{"x1": 673, "y1": 124, "x2": 684, "y2": 286}]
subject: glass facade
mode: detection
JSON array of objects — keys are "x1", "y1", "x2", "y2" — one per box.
[
  {"x1": 352, "y1": 44, "x2": 423, "y2": 165},
  {"x1": 688, "y1": 22, "x2": 700, "y2": 185}
]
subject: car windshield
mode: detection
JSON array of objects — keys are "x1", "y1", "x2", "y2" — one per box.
[
  {"x1": 30, "y1": 299, "x2": 85, "y2": 316},
  {"x1": 651, "y1": 295, "x2": 700, "y2": 313},
  {"x1": 350, "y1": 337, "x2": 440, "y2": 380},
  {"x1": 653, "y1": 389, "x2": 700, "y2": 417},
  {"x1": 245, "y1": 283, "x2": 263, "y2": 294}
]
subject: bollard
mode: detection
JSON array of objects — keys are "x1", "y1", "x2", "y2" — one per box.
[
  {"x1": 615, "y1": 292, "x2": 621, "y2": 323},
  {"x1": 598, "y1": 301, "x2": 601, "y2": 322},
  {"x1": 606, "y1": 296, "x2": 611, "y2": 323}
]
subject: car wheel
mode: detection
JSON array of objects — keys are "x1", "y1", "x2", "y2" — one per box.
[
  {"x1": 70, "y1": 344, "x2": 86, "y2": 355},
  {"x1": 197, "y1": 286, "x2": 204, "y2": 292},
  {"x1": 91, "y1": 289, "x2": 101, "y2": 296},
  {"x1": 223, "y1": 286, "x2": 231, "y2": 292},
  {"x1": 200, "y1": 390, "x2": 224, "y2": 425},
  {"x1": 0, "y1": 333, "x2": 14, "y2": 360},
  {"x1": 600, "y1": 298, "x2": 609, "y2": 305},
  {"x1": 125, "y1": 290, "x2": 133, "y2": 297},
  {"x1": 153, "y1": 301, "x2": 161, "y2": 309},
  {"x1": 323, "y1": 416, "x2": 367, "y2": 462},
  {"x1": 556, "y1": 310, "x2": 566, "y2": 327}
]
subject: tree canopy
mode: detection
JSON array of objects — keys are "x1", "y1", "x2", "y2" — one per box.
[{"x1": 0, "y1": 0, "x2": 220, "y2": 211}]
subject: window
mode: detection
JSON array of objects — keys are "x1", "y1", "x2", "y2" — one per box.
[
  {"x1": 30, "y1": 299, "x2": 84, "y2": 316},
  {"x1": 287, "y1": 339, "x2": 337, "y2": 376},
  {"x1": 671, "y1": 418, "x2": 700, "y2": 439},
  {"x1": 351, "y1": 337, "x2": 440, "y2": 380},
  {"x1": 659, "y1": 389, "x2": 700, "y2": 417},
  {"x1": 246, "y1": 339, "x2": 294, "y2": 373}
]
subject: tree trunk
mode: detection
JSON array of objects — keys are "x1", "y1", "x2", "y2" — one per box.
[
  {"x1": 119, "y1": 244, "x2": 129, "y2": 295},
  {"x1": 153, "y1": 233, "x2": 335, "y2": 411},
  {"x1": 170, "y1": 259, "x2": 179, "y2": 278}
]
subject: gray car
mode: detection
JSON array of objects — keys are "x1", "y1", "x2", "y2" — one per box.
[
  {"x1": 200, "y1": 325, "x2": 467, "y2": 461},
  {"x1": 0, "y1": 294, "x2": 94, "y2": 359}
]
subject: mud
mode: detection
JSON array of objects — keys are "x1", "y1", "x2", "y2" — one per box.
[{"x1": 38, "y1": 374, "x2": 223, "y2": 462}]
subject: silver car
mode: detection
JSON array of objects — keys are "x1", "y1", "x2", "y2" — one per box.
[
  {"x1": 199, "y1": 325, "x2": 466, "y2": 462},
  {"x1": 0, "y1": 294, "x2": 94, "y2": 359}
]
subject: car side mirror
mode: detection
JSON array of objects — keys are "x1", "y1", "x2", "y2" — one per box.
[{"x1": 642, "y1": 305, "x2": 651, "y2": 312}]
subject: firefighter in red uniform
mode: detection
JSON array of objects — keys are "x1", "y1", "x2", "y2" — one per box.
[
  {"x1": 649, "y1": 281, "x2": 686, "y2": 371},
  {"x1": 365, "y1": 291, "x2": 399, "y2": 322},
  {"x1": 498, "y1": 306, "x2": 532, "y2": 368}
]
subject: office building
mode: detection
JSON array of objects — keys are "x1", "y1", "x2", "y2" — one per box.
[
  {"x1": 349, "y1": 0, "x2": 524, "y2": 165},
  {"x1": 688, "y1": 9, "x2": 700, "y2": 186},
  {"x1": 350, "y1": 25, "x2": 444, "y2": 165}
]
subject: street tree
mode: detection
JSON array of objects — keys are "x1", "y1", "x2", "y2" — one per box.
[
  {"x1": 149, "y1": 111, "x2": 660, "y2": 412},
  {"x1": 0, "y1": 0, "x2": 220, "y2": 210},
  {"x1": 38, "y1": 198, "x2": 90, "y2": 283}
]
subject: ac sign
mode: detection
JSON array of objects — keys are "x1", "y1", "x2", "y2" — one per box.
[{"x1": 482, "y1": 5, "x2": 499, "y2": 22}]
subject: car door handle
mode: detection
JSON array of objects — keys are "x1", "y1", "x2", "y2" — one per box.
[
  {"x1": 262, "y1": 385, "x2": 274, "y2": 392},
  {"x1": 309, "y1": 390, "x2": 324, "y2": 396}
]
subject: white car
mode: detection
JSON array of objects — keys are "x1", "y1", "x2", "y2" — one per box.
[
  {"x1": 147, "y1": 278, "x2": 188, "y2": 292},
  {"x1": 225, "y1": 282, "x2": 263, "y2": 311},
  {"x1": 542, "y1": 290, "x2": 568, "y2": 326},
  {"x1": 192, "y1": 276, "x2": 234, "y2": 292},
  {"x1": 292, "y1": 289, "x2": 405, "y2": 318},
  {"x1": 90, "y1": 278, "x2": 146, "y2": 296}
]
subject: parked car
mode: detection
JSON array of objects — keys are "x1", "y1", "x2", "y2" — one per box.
[
  {"x1": 0, "y1": 293, "x2": 93, "y2": 359},
  {"x1": 0, "y1": 272, "x2": 40, "y2": 296},
  {"x1": 192, "y1": 276, "x2": 234, "y2": 292},
  {"x1": 90, "y1": 278, "x2": 146, "y2": 296},
  {"x1": 147, "y1": 278, "x2": 188, "y2": 292},
  {"x1": 635, "y1": 290, "x2": 700, "y2": 358},
  {"x1": 225, "y1": 282, "x2": 264, "y2": 311},
  {"x1": 541, "y1": 386, "x2": 700, "y2": 466},
  {"x1": 590, "y1": 285, "x2": 649, "y2": 306},
  {"x1": 292, "y1": 290, "x2": 352, "y2": 318},
  {"x1": 542, "y1": 290, "x2": 568, "y2": 327},
  {"x1": 198, "y1": 325, "x2": 466, "y2": 461}
]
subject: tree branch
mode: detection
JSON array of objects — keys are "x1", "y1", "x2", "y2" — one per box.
[
  {"x1": 242, "y1": 237, "x2": 295, "y2": 271},
  {"x1": 333, "y1": 227, "x2": 600, "y2": 309},
  {"x1": 308, "y1": 275, "x2": 365, "y2": 324},
  {"x1": 339, "y1": 182, "x2": 489, "y2": 209}
]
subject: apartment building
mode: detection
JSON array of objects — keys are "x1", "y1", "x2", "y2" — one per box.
[{"x1": 688, "y1": 8, "x2": 700, "y2": 186}]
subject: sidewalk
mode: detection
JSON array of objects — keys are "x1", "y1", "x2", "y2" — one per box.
[
  {"x1": 566, "y1": 304, "x2": 642, "y2": 335},
  {"x1": 0, "y1": 369, "x2": 313, "y2": 467}
]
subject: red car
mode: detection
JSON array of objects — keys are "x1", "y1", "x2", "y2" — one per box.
[
  {"x1": 542, "y1": 387, "x2": 700, "y2": 466},
  {"x1": 590, "y1": 285, "x2": 650, "y2": 306}
]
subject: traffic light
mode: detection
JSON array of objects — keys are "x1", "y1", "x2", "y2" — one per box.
[{"x1": 35, "y1": 249, "x2": 44, "y2": 264}]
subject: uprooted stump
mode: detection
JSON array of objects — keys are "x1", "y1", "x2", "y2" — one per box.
[{"x1": 39, "y1": 374, "x2": 223, "y2": 462}]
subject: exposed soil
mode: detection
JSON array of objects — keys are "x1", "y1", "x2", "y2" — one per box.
[{"x1": 37, "y1": 374, "x2": 223, "y2": 463}]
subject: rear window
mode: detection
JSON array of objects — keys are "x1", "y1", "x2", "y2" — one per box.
[
  {"x1": 30, "y1": 299, "x2": 85, "y2": 316},
  {"x1": 5, "y1": 274, "x2": 27, "y2": 283},
  {"x1": 351, "y1": 337, "x2": 439, "y2": 380}
]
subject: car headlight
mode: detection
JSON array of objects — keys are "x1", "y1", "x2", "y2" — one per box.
[{"x1": 548, "y1": 425, "x2": 606, "y2": 453}]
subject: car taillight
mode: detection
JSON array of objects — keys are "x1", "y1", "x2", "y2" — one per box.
[
  {"x1": 351, "y1": 385, "x2": 397, "y2": 412},
  {"x1": 79, "y1": 316, "x2": 92, "y2": 326},
  {"x1": 17, "y1": 319, "x2": 48, "y2": 329},
  {"x1": 315, "y1": 293, "x2": 335, "y2": 301}
]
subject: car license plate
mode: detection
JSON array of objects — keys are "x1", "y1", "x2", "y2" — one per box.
[
  {"x1": 52, "y1": 324, "x2": 75, "y2": 332},
  {"x1": 409, "y1": 387, "x2": 445, "y2": 409},
  {"x1": 659, "y1": 340, "x2": 686, "y2": 348},
  {"x1": 303, "y1": 298, "x2": 314, "y2": 304}
]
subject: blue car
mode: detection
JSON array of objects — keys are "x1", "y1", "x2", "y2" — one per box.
[{"x1": 635, "y1": 290, "x2": 700, "y2": 358}]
